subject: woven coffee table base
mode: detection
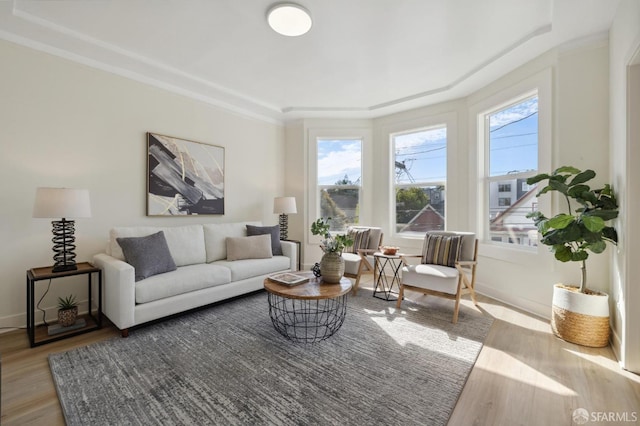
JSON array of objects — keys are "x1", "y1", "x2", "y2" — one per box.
[{"x1": 267, "y1": 293, "x2": 348, "y2": 343}]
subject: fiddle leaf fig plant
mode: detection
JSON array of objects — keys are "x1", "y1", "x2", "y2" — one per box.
[{"x1": 526, "y1": 166, "x2": 618, "y2": 293}]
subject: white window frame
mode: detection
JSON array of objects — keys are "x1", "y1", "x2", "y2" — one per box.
[
  {"x1": 391, "y1": 125, "x2": 448, "y2": 238},
  {"x1": 308, "y1": 128, "x2": 372, "y2": 244},
  {"x1": 379, "y1": 112, "x2": 457, "y2": 247},
  {"x1": 469, "y1": 69, "x2": 552, "y2": 265}
]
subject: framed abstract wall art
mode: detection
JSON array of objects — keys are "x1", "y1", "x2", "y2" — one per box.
[{"x1": 147, "y1": 132, "x2": 225, "y2": 216}]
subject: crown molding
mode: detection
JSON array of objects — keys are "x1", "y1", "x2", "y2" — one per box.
[{"x1": 2, "y1": 3, "x2": 576, "y2": 122}]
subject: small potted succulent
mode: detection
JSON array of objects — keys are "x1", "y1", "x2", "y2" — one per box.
[
  {"x1": 526, "y1": 166, "x2": 618, "y2": 347},
  {"x1": 311, "y1": 218, "x2": 354, "y2": 283},
  {"x1": 57, "y1": 294, "x2": 78, "y2": 327}
]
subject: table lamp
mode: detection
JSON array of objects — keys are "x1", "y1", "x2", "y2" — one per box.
[
  {"x1": 33, "y1": 187, "x2": 92, "y2": 272},
  {"x1": 273, "y1": 196, "x2": 297, "y2": 240}
]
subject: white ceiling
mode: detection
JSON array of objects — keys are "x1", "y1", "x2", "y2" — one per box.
[{"x1": 0, "y1": 0, "x2": 620, "y2": 123}]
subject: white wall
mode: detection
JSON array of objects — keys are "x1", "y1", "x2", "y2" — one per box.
[
  {"x1": 0, "y1": 39, "x2": 285, "y2": 328},
  {"x1": 466, "y1": 42, "x2": 611, "y2": 317},
  {"x1": 609, "y1": 0, "x2": 640, "y2": 373},
  {"x1": 286, "y1": 41, "x2": 613, "y2": 320}
]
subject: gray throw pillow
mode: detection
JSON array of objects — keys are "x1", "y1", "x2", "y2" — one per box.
[
  {"x1": 116, "y1": 231, "x2": 177, "y2": 281},
  {"x1": 246, "y1": 224, "x2": 282, "y2": 255}
]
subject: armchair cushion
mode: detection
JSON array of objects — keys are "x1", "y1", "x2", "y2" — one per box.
[
  {"x1": 346, "y1": 228, "x2": 370, "y2": 254},
  {"x1": 401, "y1": 264, "x2": 460, "y2": 294},
  {"x1": 342, "y1": 252, "x2": 362, "y2": 275},
  {"x1": 422, "y1": 234, "x2": 462, "y2": 267}
]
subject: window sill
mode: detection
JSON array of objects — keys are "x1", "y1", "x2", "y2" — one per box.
[{"x1": 479, "y1": 241, "x2": 552, "y2": 268}]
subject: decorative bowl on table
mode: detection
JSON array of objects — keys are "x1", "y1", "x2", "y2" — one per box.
[{"x1": 380, "y1": 246, "x2": 399, "y2": 256}]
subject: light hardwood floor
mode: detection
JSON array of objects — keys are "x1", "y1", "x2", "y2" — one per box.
[{"x1": 1, "y1": 276, "x2": 639, "y2": 426}]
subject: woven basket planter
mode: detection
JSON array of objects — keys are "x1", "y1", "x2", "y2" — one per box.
[
  {"x1": 58, "y1": 306, "x2": 78, "y2": 328},
  {"x1": 320, "y1": 252, "x2": 345, "y2": 283},
  {"x1": 551, "y1": 284, "x2": 610, "y2": 348}
]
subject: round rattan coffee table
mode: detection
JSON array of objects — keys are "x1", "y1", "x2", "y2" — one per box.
[{"x1": 264, "y1": 272, "x2": 352, "y2": 343}]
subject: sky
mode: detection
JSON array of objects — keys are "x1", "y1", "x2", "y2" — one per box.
[
  {"x1": 317, "y1": 139, "x2": 363, "y2": 185},
  {"x1": 316, "y1": 96, "x2": 538, "y2": 186}
]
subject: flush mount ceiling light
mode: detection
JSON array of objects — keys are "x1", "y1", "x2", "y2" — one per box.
[{"x1": 267, "y1": 3, "x2": 312, "y2": 37}]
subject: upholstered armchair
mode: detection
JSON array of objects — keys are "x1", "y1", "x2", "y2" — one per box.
[
  {"x1": 342, "y1": 226, "x2": 384, "y2": 295},
  {"x1": 397, "y1": 231, "x2": 478, "y2": 323}
]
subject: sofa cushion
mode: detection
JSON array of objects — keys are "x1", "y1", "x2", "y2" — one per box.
[
  {"x1": 109, "y1": 226, "x2": 156, "y2": 258},
  {"x1": 213, "y1": 256, "x2": 291, "y2": 281},
  {"x1": 203, "y1": 222, "x2": 261, "y2": 262},
  {"x1": 109, "y1": 225, "x2": 206, "y2": 267},
  {"x1": 117, "y1": 231, "x2": 177, "y2": 282},
  {"x1": 135, "y1": 263, "x2": 232, "y2": 304},
  {"x1": 226, "y1": 235, "x2": 273, "y2": 261},
  {"x1": 246, "y1": 224, "x2": 282, "y2": 255}
]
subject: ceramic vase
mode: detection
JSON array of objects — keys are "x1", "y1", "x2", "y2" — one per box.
[
  {"x1": 320, "y1": 252, "x2": 344, "y2": 283},
  {"x1": 58, "y1": 306, "x2": 78, "y2": 327}
]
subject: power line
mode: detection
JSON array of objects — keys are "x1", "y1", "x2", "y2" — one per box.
[
  {"x1": 490, "y1": 142, "x2": 537, "y2": 152},
  {"x1": 490, "y1": 111, "x2": 538, "y2": 133},
  {"x1": 396, "y1": 145, "x2": 446, "y2": 157},
  {"x1": 491, "y1": 132, "x2": 537, "y2": 140}
]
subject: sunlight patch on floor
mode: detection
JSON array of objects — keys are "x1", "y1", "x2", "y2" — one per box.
[
  {"x1": 361, "y1": 307, "x2": 481, "y2": 362},
  {"x1": 479, "y1": 346, "x2": 578, "y2": 396},
  {"x1": 563, "y1": 347, "x2": 640, "y2": 384}
]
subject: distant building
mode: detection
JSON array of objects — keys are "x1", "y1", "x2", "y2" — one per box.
[
  {"x1": 489, "y1": 178, "x2": 538, "y2": 246},
  {"x1": 399, "y1": 204, "x2": 445, "y2": 233},
  {"x1": 397, "y1": 186, "x2": 446, "y2": 234}
]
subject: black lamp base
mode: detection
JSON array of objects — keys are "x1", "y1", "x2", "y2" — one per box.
[
  {"x1": 51, "y1": 218, "x2": 78, "y2": 273},
  {"x1": 52, "y1": 264, "x2": 78, "y2": 273},
  {"x1": 279, "y1": 213, "x2": 289, "y2": 240}
]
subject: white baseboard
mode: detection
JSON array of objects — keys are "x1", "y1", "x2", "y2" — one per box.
[
  {"x1": 610, "y1": 326, "x2": 623, "y2": 365},
  {"x1": 0, "y1": 299, "x2": 93, "y2": 331},
  {"x1": 475, "y1": 281, "x2": 551, "y2": 320}
]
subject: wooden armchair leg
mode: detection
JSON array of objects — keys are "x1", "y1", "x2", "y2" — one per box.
[
  {"x1": 352, "y1": 276, "x2": 361, "y2": 296},
  {"x1": 396, "y1": 285, "x2": 404, "y2": 308},
  {"x1": 452, "y1": 296, "x2": 460, "y2": 324},
  {"x1": 121, "y1": 328, "x2": 129, "y2": 338}
]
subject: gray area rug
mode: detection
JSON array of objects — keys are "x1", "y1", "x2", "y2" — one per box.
[{"x1": 49, "y1": 289, "x2": 493, "y2": 425}]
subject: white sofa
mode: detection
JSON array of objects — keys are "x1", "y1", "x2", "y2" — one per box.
[{"x1": 93, "y1": 222, "x2": 297, "y2": 336}]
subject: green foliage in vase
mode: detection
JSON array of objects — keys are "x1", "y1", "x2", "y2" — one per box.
[
  {"x1": 57, "y1": 294, "x2": 78, "y2": 310},
  {"x1": 310, "y1": 217, "x2": 354, "y2": 254}
]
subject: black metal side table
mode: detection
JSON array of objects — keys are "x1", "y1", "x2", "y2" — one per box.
[
  {"x1": 373, "y1": 252, "x2": 403, "y2": 301},
  {"x1": 26, "y1": 262, "x2": 102, "y2": 347}
]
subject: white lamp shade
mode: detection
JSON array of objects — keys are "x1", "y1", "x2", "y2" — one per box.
[
  {"x1": 267, "y1": 3, "x2": 312, "y2": 36},
  {"x1": 273, "y1": 196, "x2": 297, "y2": 214},
  {"x1": 33, "y1": 187, "x2": 92, "y2": 219}
]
